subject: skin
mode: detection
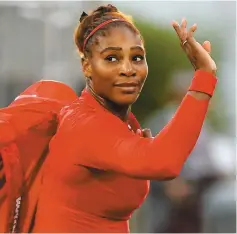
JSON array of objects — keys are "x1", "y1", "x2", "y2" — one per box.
[
  {"x1": 81, "y1": 18, "x2": 217, "y2": 136},
  {"x1": 82, "y1": 26, "x2": 148, "y2": 121},
  {"x1": 172, "y1": 18, "x2": 217, "y2": 101}
]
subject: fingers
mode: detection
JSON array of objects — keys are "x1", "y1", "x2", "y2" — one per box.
[
  {"x1": 172, "y1": 18, "x2": 187, "y2": 42},
  {"x1": 189, "y1": 23, "x2": 197, "y2": 36},
  {"x1": 180, "y1": 18, "x2": 187, "y2": 42},
  {"x1": 136, "y1": 128, "x2": 153, "y2": 138},
  {"x1": 172, "y1": 20, "x2": 181, "y2": 39},
  {"x1": 172, "y1": 18, "x2": 214, "y2": 72},
  {"x1": 186, "y1": 23, "x2": 198, "y2": 43},
  {"x1": 172, "y1": 19, "x2": 199, "y2": 70},
  {"x1": 136, "y1": 129, "x2": 142, "y2": 136},
  {"x1": 181, "y1": 18, "x2": 187, "y2": 29},
  {"x1": 172, "y1": 19, "x2": 197, "y2": 43},
  {"x1": 202, "y1": 40, "x2": 211, "y2": 53}
]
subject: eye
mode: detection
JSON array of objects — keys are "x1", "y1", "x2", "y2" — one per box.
[
  {"x1": 105, "y1": 55, "x2": 118, "y2": 62},
  {"x1": 132, "y1": 55, "x2": 144, "y2": 62}
]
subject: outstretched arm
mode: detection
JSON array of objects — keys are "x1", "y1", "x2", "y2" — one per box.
[{"x1": 66, "y1": 19, "x2": 217, "y2": 180}]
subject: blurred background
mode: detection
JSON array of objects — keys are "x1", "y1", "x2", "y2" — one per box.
[{"x1": 0, "y1": 1, "x2": 235, "y2": 233}]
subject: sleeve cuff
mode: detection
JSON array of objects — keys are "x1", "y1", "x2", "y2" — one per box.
[{"x1": 188, "y1": 70, "x2": 218, "y2": 97}]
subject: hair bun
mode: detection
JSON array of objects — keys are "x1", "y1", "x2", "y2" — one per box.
[{"x1": 94, "y1": 4, "x2": 118, "y2": 15}]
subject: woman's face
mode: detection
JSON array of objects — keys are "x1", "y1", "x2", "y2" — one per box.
[{"x1": 83, "y1": 26, "x2": 148, "y2": 106}]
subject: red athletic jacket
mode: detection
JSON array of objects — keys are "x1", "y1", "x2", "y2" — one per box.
[
  {"x1": 0, "y1": 81, "x2": 77, "y2": 233},
  {"x1": 32, "y1": 70, "x2": 217, "y2": 233}
]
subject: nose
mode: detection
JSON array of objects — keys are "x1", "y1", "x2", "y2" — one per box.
[{"x1": 119, "y1": 60, "x2": 136, "y2": 77}]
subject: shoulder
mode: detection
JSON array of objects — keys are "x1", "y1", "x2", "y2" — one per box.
[{"x1": 58, "y1": 101, "x2": 127, "y2": 136}]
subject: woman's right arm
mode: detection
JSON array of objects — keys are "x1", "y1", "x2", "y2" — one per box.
[
  {"x1": 65, "y1": 19, "x2": 217, "y2": 180},
  {"x1": 69, "y1": 70, "x2": 217, "y2": 180}
]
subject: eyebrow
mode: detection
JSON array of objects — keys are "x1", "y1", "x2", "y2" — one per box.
[
  {"x1": 100, "y1": 46, "x2": 145, "y2": 54},
  {"x1": 100, "y1": 47, "x2": 122, "y2": 54},
  {"x1": 130, "y1": 46, "x2": 145, "y2": 52}
]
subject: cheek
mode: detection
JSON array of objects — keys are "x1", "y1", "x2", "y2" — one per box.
[
  {"x1": 138, "y1": 64, "x2": 148, "y2": 85},
  {"x1": 91, "y1": 63, "x2": 116, "y2": 89},
  {"x1": 92, "y1": 60, "x2": 115, "y2": 77}
]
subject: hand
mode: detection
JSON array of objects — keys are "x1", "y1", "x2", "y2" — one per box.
[
  {"x1": 172, "y1": 18, "x2": 217, "y2": 75},
  {"x1": 136, "y1": 128, "x2": 153, "y2": 138}
]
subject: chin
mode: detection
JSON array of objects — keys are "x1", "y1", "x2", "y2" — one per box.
[{"x1": 114, "y1": 93, "x2": 139, "y2": 106}]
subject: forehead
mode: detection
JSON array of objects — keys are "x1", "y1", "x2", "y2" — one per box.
[{"x1": 93, "y1": 26, "x2": 143, "y2": 51}]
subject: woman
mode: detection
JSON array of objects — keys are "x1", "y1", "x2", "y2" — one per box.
[{"x1": 32, "y1": 4, "x2": 217, "y2": 233}]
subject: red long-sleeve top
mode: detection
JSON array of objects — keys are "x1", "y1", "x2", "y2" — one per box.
[{"x1": 33, "y1": 70, "x2": 217, "y2": 233}]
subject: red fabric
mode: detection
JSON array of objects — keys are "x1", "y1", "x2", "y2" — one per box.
[
  {"x1": 33, "y1": 71, "x2": 217, "y2": 233},
  {"x1": 188, "y1": 70, "x2": 217, "y2": 96},
  {"x1": 0, "y1": 81, "x2": 78, "y2": 233}
]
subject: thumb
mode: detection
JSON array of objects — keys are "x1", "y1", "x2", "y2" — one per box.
[
  {"x1": 202, "y1": 40, "x2": 211, "y2": 54},
  {"x1": 142, "y1": 128, "x2": 152, "y2": 138}
]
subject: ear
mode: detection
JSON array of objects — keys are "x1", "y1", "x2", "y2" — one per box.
[{"x1": 81, "y1": 57, "x2": 92, "y2": 78}]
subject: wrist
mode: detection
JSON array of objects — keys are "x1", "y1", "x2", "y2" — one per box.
[
  {"x1": 188, "y1": 91, "x2": 211, "y2": 100},
  {"x1": 198, "y1": 68, "x2": 216, "y2": 76},
  {"x1": 188, "y1": 70, "x2": 217, "y2": 97}
]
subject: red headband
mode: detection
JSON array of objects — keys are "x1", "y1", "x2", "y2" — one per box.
[{"x1": 82, "y1": 18, "x2": 127, "y2": 53}]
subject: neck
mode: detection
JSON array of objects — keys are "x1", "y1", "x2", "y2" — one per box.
[{"x1": 86, "y1": 79, "x2": 131, "y2": 122}]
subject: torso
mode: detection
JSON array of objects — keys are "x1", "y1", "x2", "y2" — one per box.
[{"x1": 32, "y1": 90, "x2": 150, "y2": 233}]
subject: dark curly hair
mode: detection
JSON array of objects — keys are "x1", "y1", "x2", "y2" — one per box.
[{"x1": 74, "y1": 4, "x2": 142, "y2": 57}]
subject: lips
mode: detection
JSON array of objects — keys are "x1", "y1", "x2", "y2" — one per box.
[
  {"x1": 114, "y1": 82, "x2": 139, "y2": 94},
  {"x1": 114, "y1": 82, "x2": 139, "y2": 87}
]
